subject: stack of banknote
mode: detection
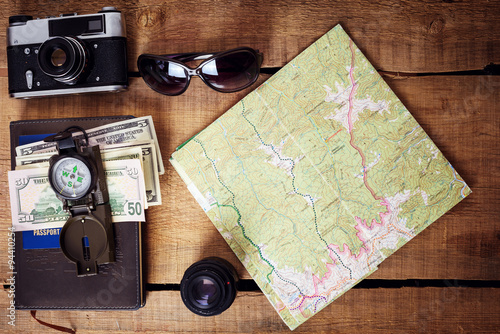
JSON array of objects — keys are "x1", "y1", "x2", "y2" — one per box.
[{"x1": 8, "y1": 116, "x2": 164, "y2": 231}]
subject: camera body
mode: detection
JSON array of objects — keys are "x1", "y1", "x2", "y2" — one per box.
[{"x1": 7, "y1": 7, "x2": 128, "y2": 99}]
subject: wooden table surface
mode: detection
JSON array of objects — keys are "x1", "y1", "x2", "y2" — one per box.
[{"x1": 1, "y1": 0, "x2": 499, "y2": 333}]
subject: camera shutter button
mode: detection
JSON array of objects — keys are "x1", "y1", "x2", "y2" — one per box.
[
  {"x1": 25, "y1": 70, "x2": 33, "y2": 89},
  {"x1": 99, "y1": 7, "x2": 119, "y2": 12}
]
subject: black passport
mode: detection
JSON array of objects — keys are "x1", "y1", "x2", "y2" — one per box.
[{"x1": 11, "y1": 116, "x2": 145, "y2": 310}]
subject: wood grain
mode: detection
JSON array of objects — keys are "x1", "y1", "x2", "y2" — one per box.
[
  {"x1": 0, "y1": 75, "x2": 498, "y2": 283},
  {"x1": 1, "y1": 287, "x2": 499, "y2": 333},
  {"x1": 0, "y1": 0, "x2": 499, "y2": 72},
  {"x1": 0, "y1": 1, "x2": 498, "y2": 332},
  {"x1": 144, "y1": 74, "x2": 500, "y2": 282}
]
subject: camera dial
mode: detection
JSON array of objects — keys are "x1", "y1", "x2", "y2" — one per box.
[
  {"x1": 99, "y1": 7, "x2": 120, "y2": 13},
  {"x1": 38, "y1": 36, "x2": 88, "y2": 84},
  {"x1": 180, "y1": 257, "x2": 238, "y2": 316}
]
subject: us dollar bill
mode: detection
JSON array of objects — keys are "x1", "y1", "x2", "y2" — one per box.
[
  {"x1": 16, "y1": 162, "x2": 50, "y2": 170},
  {"x1": 15, "y1": 152, "x2": 54, "y2": 167},
  {"x1": 15, "y1": 116, "x2": 165, "y2": 175},
  {"x1": 8, "y1": 159, "x2": 146, "y2": 232},
  {"x1": 16, "y1": 141, "x2": 161, "y2": 206},
  {"x1": 103, "y1": 159, "x2": 148, "y2": 220},
  {"x1": 101, "y1": 146, "x2": 149, "y2": 209},
  {"x1": 102, "y1": 146, "x2": 143, "y2": 165},
  {"x1": 16, "y1": 147, "x2": 143, "y2": 167},
  {"x1": 101, "y1": 140, "x2": 161, "y2": 206}
]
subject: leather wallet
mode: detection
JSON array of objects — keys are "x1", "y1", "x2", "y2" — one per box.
[{"x1": 11, "y1": 116, "x2": 145, "y2": 310}]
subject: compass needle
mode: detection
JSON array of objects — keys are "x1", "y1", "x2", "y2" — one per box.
[{"x1": 51, "y1": 158, "x2": 92, "y2": 198}]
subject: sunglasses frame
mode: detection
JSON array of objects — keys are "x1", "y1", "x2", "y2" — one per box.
[{"x1": 137, "y1": 47, "x2": 263, "y2": 96}]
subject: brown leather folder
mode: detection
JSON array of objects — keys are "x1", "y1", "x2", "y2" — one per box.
[{"x1": 10, "y1": 116, "x2": 145, "y2": 310}]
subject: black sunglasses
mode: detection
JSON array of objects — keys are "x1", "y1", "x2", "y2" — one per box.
[{"x1": 138, "y1": 47, "x2": 263, "y2": 96}]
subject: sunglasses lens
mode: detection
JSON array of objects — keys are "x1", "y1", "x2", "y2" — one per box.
[
  {"x1": 139, "y1": 58, "x2": 189, "y2": 95},
  {"x1": 201, "y1": 50, "x2": 259, "y2": 91}
]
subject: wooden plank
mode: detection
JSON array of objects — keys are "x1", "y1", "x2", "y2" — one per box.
[
  {"x1": 1, "y1": 287, "x2": 499, "y2": 333},
  {"x1": 0, "y1": 0, "x2": 499, "y2": 72},
  {"x1": 0, "y1": 75, "x2": 267, "y2": 152},
  {"x1": 0, "y1": 75, "x2": 498, "y2": 283},
  {"x1": 148, "y1": 75, "x2": 500, "y2": 282}
]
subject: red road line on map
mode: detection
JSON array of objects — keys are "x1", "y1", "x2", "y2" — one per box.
[
  {"x1": 291, "y1": 277, "x2": 354, "y2": 312},
  {"x1": 366, "y1": 230, "x2": 392, "y2": 270},
  {"x1": 321, "y1": 278, "x2": 353, "y2": 298},
  {"x1": 326, "y1": 128, "x2": 342, "y2": 142},
  {"x1": 349, "y1": 139, "x2": 382, "y2": 201},
  {"x1": 346, "y1": 39, "x2": 382, "y2": 202},
  {"x1": 364, "y1": 223, "x2": 413, "y2": 270},
  {"x1": 347, "y1": 40, "x2": 358, "y2": 134},
  {"x1": 390, "y1": 224, "x2": 414, "y2": 239},
  {"x1": 289, "y1": 40, "x2": 393, "y2": 315}
]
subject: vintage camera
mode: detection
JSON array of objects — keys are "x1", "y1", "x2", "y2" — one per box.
[{"x1": 7, "y1": 7, "x2": 128, "y2": 98}]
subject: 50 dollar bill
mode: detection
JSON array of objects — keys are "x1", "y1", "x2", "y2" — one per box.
[{"x1": 8, "y1": 159, "x2": 146, "y2": 232}]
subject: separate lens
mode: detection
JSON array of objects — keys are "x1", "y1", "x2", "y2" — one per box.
[
  {"x1": 201, "y1": 49, "x2": 259, "y2": 92},
  {"x1": 139, "y1": 57, "x2": 189, "y2": 95},
  {"x1": 38, "y1": 36, "x2": 87, "y2": 84},
  {"x1": 192, "y1": 277, "x2": 219, "y2": 306},
  {"x1": 180, "y1": 257, "x2": 238, "y2": 316}
]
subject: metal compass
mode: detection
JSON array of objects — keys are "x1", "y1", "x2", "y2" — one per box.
[
  {"x1": 44, "y1": 126, "x2": 114, "y2": 276},
  {"x1": 49, "y1": 155, "x2": 94, "y2": 200}
]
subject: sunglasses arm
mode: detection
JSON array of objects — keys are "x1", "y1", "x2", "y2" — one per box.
[
  {"x1": 161, "y1": 52, "x2": 216, "y2": 63},
  {"x1": 161, "y1": 48, "x2": 262, "y2": 64}
]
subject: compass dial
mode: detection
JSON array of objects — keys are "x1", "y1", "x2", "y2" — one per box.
[{"x1": 50, "y1": 156, "x2": 94, "y2": 199}]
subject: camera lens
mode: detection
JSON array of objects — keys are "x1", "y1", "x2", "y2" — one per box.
[
  {"x1": 192, "y1": 277, "x2": 219, "y2": 306},
  {"x1": 180, "y1": 257, "x2": 238, "y2": 316},
  {"x1": 38, "y1": 36, "x2": 88, "y2": 84},
  {"x1": 51, "y1": 48, "x2": 67, "y2": 67}
]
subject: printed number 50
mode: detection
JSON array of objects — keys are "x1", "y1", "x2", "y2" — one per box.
[{"x1": 127, "y1": 201, "x2": 142, "y2": 216}]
